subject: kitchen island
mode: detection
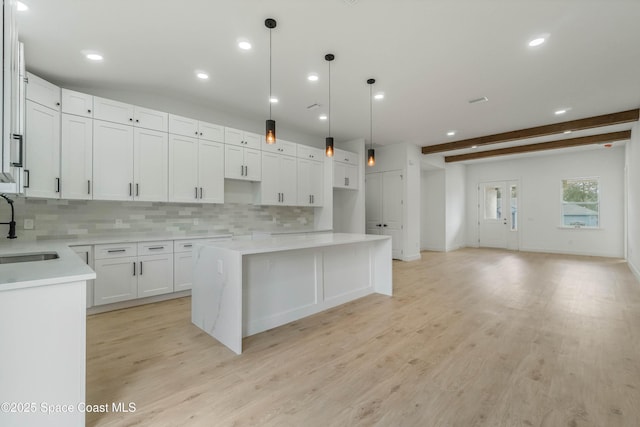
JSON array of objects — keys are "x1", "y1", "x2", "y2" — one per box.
[{"x1": 192, "y1": 233, "x2": 392, "y2": 354}]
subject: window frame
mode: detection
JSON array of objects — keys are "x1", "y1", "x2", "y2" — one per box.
[{"x1": 560, "y1": 176, "x2": 601, "y2": 229}]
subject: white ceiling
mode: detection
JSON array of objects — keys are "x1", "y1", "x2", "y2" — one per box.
[{"x1": 17, "y1": 0, "x2": 640, "y2": 151}]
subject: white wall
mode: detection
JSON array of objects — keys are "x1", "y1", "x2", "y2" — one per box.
[
  {"x1": 445, "y1": 164, "x2": 466, "y2": 251},
  {"x1": 465, "y1": 147, "x2": 626, "y2": 258},
  {"x1": 421, "y1": 169, "x2": 446, "y2": 251},
  {"x1": 626, "y1": 123, "x2": 640, "y2": 279}
]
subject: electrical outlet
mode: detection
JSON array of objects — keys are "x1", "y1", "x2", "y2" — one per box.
[
  {"x1": 23, "y1": 219, "x2": 34, "y2": 230},
  {"x1": 115, "y1": 219, "x2": 123, "y2": 226}
]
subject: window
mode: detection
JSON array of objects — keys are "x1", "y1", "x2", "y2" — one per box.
[
  {"x1": 484, "y1": 186, "x2": 502, "y2": 220},
  {"x1": 561, "y1": 178, "x2": 599, "y2": 228},
  {"x1": 510, "y1": 184, "x2": 518, "y2": 231}
]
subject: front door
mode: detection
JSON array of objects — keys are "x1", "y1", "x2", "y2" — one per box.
[{"x1": 478, "y1": 181, "x2": 519, "y2": 249}]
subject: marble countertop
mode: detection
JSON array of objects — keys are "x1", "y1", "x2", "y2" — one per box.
[
  {"x1": 0, "y1": 242, "x2": 96, "y2": 291},
  {"x1": 196, "y1": 232, "x2": 390, "y2": 255}
]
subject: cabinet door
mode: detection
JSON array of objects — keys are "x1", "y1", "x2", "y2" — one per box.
[
  {"x1": 333, "y1": 162, "x2": 346, "y2": 189},
  {"x1": 297, "y1": 158, "x2": 312, "y2": 206},
  {"x1": 25, "y1": 100, "x2": 60, "y2": 198},
  {"x1": 224, "y1": 127, "x2": 243, "y2": 147},
  {"x1": 134, "y1": 106, "x2": 168, "y2": 132},
  {"x1": 25, "y1": 72, "x2": 60, "y2": 110},
  {"x1": 243, "y1": 131, "x2": 261, "y2": 150},
  {"x1": 198, "y1": 140, "x2": 224, "y2": 204},
  {"x1": 168, "y1": 114, "x2": 198, "y2": 138},
  {"x1": 280, "y1": 155, "x2": 297, "y2": 206},
  {"x1": 244, "y1": 148, "x2": 262, "y2": 181},
  {"x1": 134, "y1": 128, "x2": 168, "y2": 202},
  {"x1": 61, "y1": 114, "x2": 92, "y2": 200},
  {"x1": 61, "y1": 89, "x2": 93, "y2": 118},
  {"x1": 93, "y1": 120, "x2": 134, "y2": 200},
  {"x1": 198, "y1": 121, "x2": 224, "y2": 142},
  {"x1": 94, "y1": 256, "x2": 138, "y2": 305},
  {"x1": 93, "y1": 96, "x2": 134, "y2": 125},
  {"x1": 224, "y1": 144, "x2": 244, "y2": 179},
  {"x1": 137, "y1": 254, "x2": 174, "y2": 298},
  {"x1": 260, "y1": 151, "x2": 280, "y2": 205},
  {"x1": 168, "y1": 134, "x2": 199, "y2": 202},
  {"x1": 365, "y1": 172, "x2": 383, "y2": 233},
  {"x1": 71, "y1": 246, "x2": 94, "y2": 308},
  {"x1": 345, "y1": 164, "x2": 358, "y2": 190},
  {"x1": 309, "y1": 159, "x2": 323, "y2": 206},
  {"x1": 174, "y1": 252, "x2": 193, "y2": 291}
]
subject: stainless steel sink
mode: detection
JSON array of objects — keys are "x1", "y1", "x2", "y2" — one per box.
[{"x1": 0, "y1": 252, "x2": 59, "y2": 264}]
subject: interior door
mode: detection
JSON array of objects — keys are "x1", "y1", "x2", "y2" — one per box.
[
  {"x1": 365, "y1": 173, "x2": 382, "y2": 235},
  {"x1": 478, "y1": 181, "x2": 517, "y2": 249},
  {"x1": 382, "y1": 170, "x2": 403, "y2": 259}
]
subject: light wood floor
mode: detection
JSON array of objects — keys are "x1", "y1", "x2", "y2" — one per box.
[{"x1": 86, "y1": 248, "x2": 640, "y2": 427}]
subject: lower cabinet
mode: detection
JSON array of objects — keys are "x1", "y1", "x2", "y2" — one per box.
[
  {"x1": 93, "y1": 241, "x2": 173, "y2": 305},
  {"x1": 70, "y1": 245, "x2": 95, "y2": 308}
]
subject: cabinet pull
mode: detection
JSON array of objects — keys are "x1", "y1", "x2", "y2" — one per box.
[
  {"x1": 140, "y1": 261, "x2": 143, "y2": 275},
  {"x1": 129, "y1": 183, "x2": 133, "y2": 196},
  {"x1": 87, "y1": 180, "x2": 91, "y2": 194},
  {"x1": 195, "y1": 187, "x2": 198, "y2": 199},
  {"x1": 56, "y1": 102, "x2": 60, "y2": 106},
  {"x1": 312, "y1": 195, "x2": 314, "y2": 204},
  {"x1": 133, "y1": 262, "x2": 136, "y2": 276},
  {"x1": 129, "y1": 118, "x2": 133, "y2": 122},
  {"x1": 108, "y1": 249, "x2": 126, "y2": 253},
  {"x1": 200, "y1": 132, "x2": 203, "y2": 136},
  {"x1": 135, "y1": 119, "x2": 139, "y2": 123},
  {"x1": 195, "y1": 131, "x2": 198, "y2": 135},
  {"x1": 309, "y1": 195, "x2": 311, "y2": 204},
  {"x1": 383, "y1": 224, "x2": 388, "y2": 227},
  {"x1": 23, "y1": 169, "x2": 30, "y2": 188},
  {"x1": 245, "y1": 165, "x2": 248, "y2": 176},
  {"x1": 136, "y1": 183, "x2": 139, "y2": 196},
  {"x1": 376, "y1": 224, "x2": 382, "y2": 227},
  {"x1": 11, "y1": 134, "x2": 23, "y2": 167},
  {"x1": 148, "y1": 246, "x2": 164, "y2": 250},
  {"x1": 87, "y1": 109, "x2": 92, "y2": 113},
  {"x1": 55, "y1": 177, "x2": 60, "y2": 193},
  {"x1": 240, "y1": 165, "x2": 244, "y2": 176},
  {"x1": 199, "y1": 187, "x2": 203, "y2": 199},
  {"x1": 183, "y1": 244, "x2": 193, "y2": 248},
  {"x1": 344, "y1": 177, "x2": 347, "y2": 186}
]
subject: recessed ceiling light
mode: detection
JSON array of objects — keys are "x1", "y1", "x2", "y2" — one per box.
[
  {"x1": 196, "y1": 72, "x2": 209, "y2": 80},
  {"x1": 17, "y1": 1, "x2": 28, "y2": 11},
  {"x1": 555, "y1": 109, "x2": 567, "y2": 115},
  {"x1": 85, "y1": 53, "x2": 104, "y2": 61},
  {"x1": 238, "y1": 41, "x2": 252, "y2": 50},
  {"x1": 471, "y1": 145, "x2": 478, "y2": 149},
  {"x1": 374, "y1": 92, "x2": 384, "y2": 100},
  {"x1": 269, "y1": 96, "x2": 278, "y2": 103},
  {"x1": 319, "y1": 114, "x2": 328, "y2": 120},
  {"x1": 307, "y1": 73, "x2": 319, "y2": 82},
  {"x1": 447, "y1": 131, "x2": 456, "y2": 137},
  {"x1": 468, "y1": 96, "x2": 488, "y2": 104},
  {"x1": 528, "y1": 37, "x2": 546, "y2": 47}
]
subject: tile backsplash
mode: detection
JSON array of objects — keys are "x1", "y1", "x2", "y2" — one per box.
[{"x1": 2, "y1": 198, "x2": 314, "y2": 242}]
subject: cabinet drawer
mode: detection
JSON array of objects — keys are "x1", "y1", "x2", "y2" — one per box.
[
  {"x1": 174, "y1": 239, "x2": 197, "y2": 253},
  {"x1": 94, "y1": 243, "x2": 137, "y2": 260},
  {"x1": 137, "y1": 240, "x2": 173, "y2": 256},
  {"x1": 297, "y1": 145, "x2": 324, "y2": 160}
]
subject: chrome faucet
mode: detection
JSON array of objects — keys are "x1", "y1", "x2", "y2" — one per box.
[{"x1": 0, "y1": 194, "x2": 17, "y2": 239}]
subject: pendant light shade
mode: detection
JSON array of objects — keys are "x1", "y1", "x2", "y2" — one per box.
[
  {"x1": 367, "y1": 78, "x2": 376, "y2": 167},
  {"x1": 265, "y1": 18, "x2": 277, "y2": 144},
  {"x1": 325, "y1": 53, "x2": 335, "y2": 157}
]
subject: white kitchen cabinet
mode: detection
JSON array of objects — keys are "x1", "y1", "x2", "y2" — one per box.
[
  {"x1": 133, "y1": 127, "x2": 168, "y2": 202},
  {"x1": 198, "y1": 121, "x2": 224, "y2": 142},
  {"x1": 297, "y1": 144, "x2": 324, "y2": 161},
  {"x1": 61, "y1": 113, "x2": 93, "y2": 200},
  {"x1": 262, "y1": 138, "x2": 297, "y2": 157},
  {"x1": 136, "y1": 241, "x2": 174, "y2": 297},
  {"x1": 260, "y1": 151, "x2": 297, "y2": 205},
  {"x1": 225, "y1": 144, "x2": 261, "y2": 181},
  {"x1": 365, "y1": 170, "x2": 403, "y2": 259},
  {"x1": 94, "y1": 256, "x2": 138, "y2": 305},
  {"x1": 61, "y1": 88, "x2": 93, "y2": 118},
  {"x1": 169, "y1": 114, "x2": 224, "y2": 142},
  {"x1": 94, "y1": 96, "x2": 167, "y2": 131},
  {"x1": 168, "y1": 134, "x2": 224, "y2": 203},
  {"x1": 92, "y1": 119, "x2": 134, "y2": 201},
  {"x1": 297, "y1": 157, "x2": 324, "y2": 206},
  {"x1": 25, "y1": 72, "x2": 60, "y2": 111},
  {"x1": 333, "y1": 161, "x2": 358, "y2": 190},
  {"x1": 24, "y1": 99, "x2": 61, "y2": 198},
  {"x1": 224, "y1": 127, "x2": 261, "y2": 149},
  {"x1": 71, "y1": 245, "x2": 95, "y2": 309}
]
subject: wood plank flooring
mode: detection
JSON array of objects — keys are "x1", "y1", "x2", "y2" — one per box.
[{"x1": 86, "y1": 248, "x2": 640, "y2": 426}]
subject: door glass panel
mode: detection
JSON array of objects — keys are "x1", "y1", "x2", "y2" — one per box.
[
  {"x1": 510, "y1": 185, "x2": 518, "y2": 231},
  {"x1": 484, "y1": 186, "x2": 502, "y2": 220}
]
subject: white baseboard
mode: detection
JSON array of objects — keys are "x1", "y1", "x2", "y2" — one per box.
[
  {"x1": 87, "y1": 290, "x2": 191, "y2": 315},
  {"x1": 421, "y1": 245, "x2": 445, "y2": 252},
  {"x1": 402, "y1": 253, "x2": 422, "y2": 262},
  {"x1": 520, "y1": 246, "x2": 623, "y2": 258},
  {"x1": 628, "y1": 260, "x2": 640, "y2": 284}
]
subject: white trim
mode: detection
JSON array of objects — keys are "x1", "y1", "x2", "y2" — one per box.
[
  {"x1": 628, "y1": 259, "x2": 640, "y2": 284},
  {"x1": 520, "y1": 246, "x2": 623, "y2": 259},
  {"x1": 87, "y1": 290, "x2": 191, "y2": 315},
  {"x1": 401, "y1": 253, "x2": 422, "y2": 262}
]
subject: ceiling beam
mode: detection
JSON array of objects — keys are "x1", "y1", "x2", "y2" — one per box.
[
  {"x1": 422, "y1": 109, "x2": 639, "y2": 155},
  {"x1": 444, "y1": 130, "x2": 631, "y2": 163}
]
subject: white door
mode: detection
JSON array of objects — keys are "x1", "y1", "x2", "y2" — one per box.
[
  {"x1": 93, "y1": 256, "x2": 138, "y2": 305},
  {"x1": 137, "y1": 254, "x2": 173, "y2": 298},
  {"x1": 224, "y1": 144, "x2": 244, "y2": 179},
  {"x1": 198, "y1": 140, "x2": 224, "y2": 203},
  {"x1": 478, "y1": 181, "x2": 518, "y2": 249},
  {"x1": 382, "y1": 170, "x2": 403, "y2": 259},
  {"x1": 60, "y1": 113, "x2": 92, "y2": 200},
  {"x1": 93, "y1": 120, "x2": 134, "y2": 200},
  {"x1": 25, "y1": 100, "x2": 60, "y2": 198},
  {"x1": 365, "y1": 173, "x2": 383, "y2": 235},
  {"x1": 168, "y1": 134, "x2": 198, "y2": 202},
  {"x1": 244, "y1": 148, "x2": 262, "y2": 181},
  {"x1": 133, "y1": 128, "x2": 168, "y2": 202},
  {"x1": 93, "y1": 96, "x2": 134, "y2": 125},
  {"x1": 61, "y1": 89, "x2": 93, "y2": 118},
  {"x1": 261, "y1": 151, "x2": 280, "y2": 204}
]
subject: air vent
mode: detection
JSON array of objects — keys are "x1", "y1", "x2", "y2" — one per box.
[
  {"x1": 343, "y1": 0, "x2": 359, "y2": 4},
  {"x1": 306, "y1": 103, "x2": 321, "y2": 110},
  {"x1": 468, "y1": 96, "x2": 489, "y2": 104}
]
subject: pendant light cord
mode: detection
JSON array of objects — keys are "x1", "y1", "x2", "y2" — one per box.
[
  {"x1": 269, "y1": 28, "x2": 272, "y2": 120},
  {"x1": 328, "y1": 60, "x2": 331, "y2": 136},
  {"x1": 369, "y1": 83, "x2": 373, "y2": 150}
]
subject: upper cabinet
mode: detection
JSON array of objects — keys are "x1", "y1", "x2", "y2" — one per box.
[
  {"x1": 24, "y1": 99, "x2": 61, "y2": 199},
  {"x1": 262, "y1": 138, "x2": 297, "y2": 157},
  {"x1": 61, "y1": 89, "x2": 93, "y2": 118},
  {"x1": 224, "y1": 127, "x2": 261, "y2": 150},
  {"x1": 94, "y1": 97, "x2": 168, "y2": 132},
  {"x1": 297, "y1": 145, "x2": 325, "y2": 207},
  {"x1": 168, "y1": 114, "x2": 224, "y2": 142},
  {"x1": 333, "y1": 148, "x2": 359, "y2": 190},
  {"x1": 25, "y1": 72, "x2": 60, "y2": 111}
]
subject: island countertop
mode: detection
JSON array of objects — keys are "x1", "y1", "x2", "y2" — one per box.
[{"x1": 195, "y1": 232, "x2": 390, "y2": 255}]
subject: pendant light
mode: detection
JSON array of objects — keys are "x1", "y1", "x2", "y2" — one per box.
[
  {"x1": 367, "y1": 78, "x2": 376, "y2": 166},
  {"x1": 325, "y1": 53, "x2": 335, "y2": 157},
  {"x1": 265, "y1": 18, "x2": 277, "y2": 144}
]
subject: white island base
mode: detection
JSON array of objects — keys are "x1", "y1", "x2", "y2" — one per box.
[{"x1": 192, "y1": 233, "x2": 392, "y2": 354}]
